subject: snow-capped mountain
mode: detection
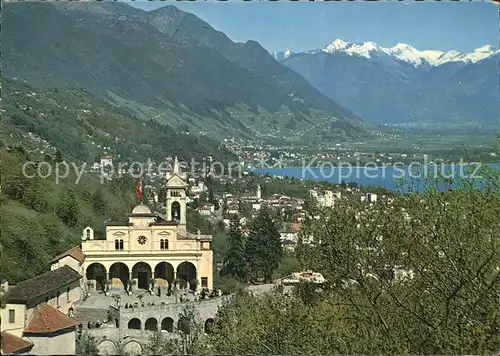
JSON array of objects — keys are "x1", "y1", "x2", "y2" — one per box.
[
  {"x1": 273, "y1": 40, "x2": 499, "y2": 125},
  {"x1": 274, "y1": 40, "x2": 499, "y2": 67}
]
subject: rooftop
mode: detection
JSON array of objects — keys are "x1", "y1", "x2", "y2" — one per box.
[
  {"x1": 50, "y1": 245, "x2": 85, "y2": 264},
  {"x1": 6, "y1": 266, "x2": 82, "y2": 306},
  {"x1": 0, "y1": 331, "x2": 34, "y2": 355},
  {"x1": 24, "y1": 303, "x2": 79, "y2": 334}
]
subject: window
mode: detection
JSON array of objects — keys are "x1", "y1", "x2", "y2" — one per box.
[
  {"x1": 160, "y1": 239, "x2": 169, "y2": 250},
  {"x1": 67, "y1": 287, "x2": 70, "y2": 302},
  {"x1": 170, "y1": 191, "x2": 181, "y2": 197},
  {"x1": 86, "y1": 229, "x2": 90, "y2": 239},
  {"x1": 115, "y1": 239, "x2": 124, "y2": 250},
  {"x1": 201, "y1": 277, "x2": 208, "y2": 288},
  {"x1": 8, "y1": 309, "x2": 15, "y2": 323}
]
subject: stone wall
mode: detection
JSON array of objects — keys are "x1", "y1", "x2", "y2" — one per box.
[{"x1": 119, "y1": 297, "x2": 223, "y2": 331}]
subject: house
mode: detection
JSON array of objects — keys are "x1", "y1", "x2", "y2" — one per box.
[
  {"x1": 251, "y1": 202, "x2": 261, "y2": 211},
  {"x1": 366, "y1": 193, "x2": 378, "y2": 202},
  {"x1": 2, "y1": 267, "x2": 82, "y2": 336},
  {"x1": 21, "y1": 303, "x2": 80, "y2": 355},
  {"x1": 50, "y1": 246, "x2": 85, "y2": 289},
  {"x1": 1, "y1": 267, "x2": 82, "y2": 355},
  {"x1": 226, "y1": 205, "x2": 239, "y2": 215},
  {"x1": 100, "y1": 155, "x2": 113, "y2": 168},
  {"x1": 281, "y1": 239, "x2": 297, "y2": 252},
  {"x1": 197, "y1": 205, "x2": 213, "y2": 216}
]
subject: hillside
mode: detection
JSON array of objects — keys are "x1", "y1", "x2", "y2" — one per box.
[
  {"x1": 2, "y1": 2, "x2": 368, "y2": 143},
  {"x1": 0, "y1": 146, "x2": 142, "y2": 283},
  {"x1": 275, "y1": 40, "x2": 499, "y2": 127},
  {"x1": 0, "y1": 78, "x2": 235, "y2": 164}
]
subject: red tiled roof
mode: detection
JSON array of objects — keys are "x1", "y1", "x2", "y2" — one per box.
[
  {"x1": 24, "y1": 303, "x2": 79, "y2": 334},
  {"x1": 50, "y1": 245, "x2": 85, "y2": 264},
  {"x1": 0, "y1": 331, "x2": 34, "y2": 355}
]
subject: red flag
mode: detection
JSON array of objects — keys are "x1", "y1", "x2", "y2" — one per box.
[{"x1": 136, "y1": 176, "x2": 143, "y2": 201}]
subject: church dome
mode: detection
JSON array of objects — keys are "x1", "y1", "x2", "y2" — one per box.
[{"x1": 131, "y1": 204, "x2": 152, "y2": 214}]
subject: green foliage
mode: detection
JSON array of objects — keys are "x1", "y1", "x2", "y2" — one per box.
[
  {"x1": 221, "y1": 216, "x2": 247, "y2": 280},
  {"x1": 273, "y1": 254, "x2": 301, "y2": 279},
  {"x1": 208, "y1": 168, "x2": 500, "y2": 355},
  {"x1": 213, "y1": 274, "x2": 244, "y2": 295},
  {"x1": 55, "y1": 188, "x2": 80, "y2": 227},
  {"x1": 0, "y1": 77, "x2": 236, "y2": 163},
  {"x1": 245, "y1": 208, "x2": 283, "y2": 282},
  {"x1": 0, "y1": 148, "x2": 137, "y2": 283},
  {"x1": 293, "y1": 280, "x2": 322, "y2": 307},
  {"x1": 144, "y1": 331, "x2": 183, "y2": 356},
  {"x1": 75, "y1": 331, "x2": 99, "y2": 356},
  {"x1": 177, "y1": 304, "x2": 209, "y2": 355}
]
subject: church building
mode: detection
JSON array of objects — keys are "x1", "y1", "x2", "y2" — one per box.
[{"x1": 81, "y1": 157, "x2": 213, "y2": 293}]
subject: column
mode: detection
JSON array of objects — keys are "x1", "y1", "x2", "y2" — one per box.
[
  {"x1": 106, "y1": 272, "x2": 110, "y2": 280},
  {"x1": 196, "y1": 260, "x2": 201, "y2": 292}
]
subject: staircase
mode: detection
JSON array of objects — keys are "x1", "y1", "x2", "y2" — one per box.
[{"x1": 73, "y1": 306, "x2": 109, "y2": 326}]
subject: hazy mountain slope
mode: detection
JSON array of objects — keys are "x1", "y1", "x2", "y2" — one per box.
[
  {"x1": 0, "y1": 77, "x2": 236, "y2": 163},
  {"x1": 145, "y1": 5, "x2": 357, "y2": 119},
  {"x1": 2, "y1": 3, "x2": 367, "y2": 142},
  {"x1": 275, "y1": 40, "x2": 499, "y2": 126}
]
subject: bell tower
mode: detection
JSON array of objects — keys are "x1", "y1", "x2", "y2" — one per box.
[{"x1": 165, "y1": 156, "x2": 188, "y2": 233}]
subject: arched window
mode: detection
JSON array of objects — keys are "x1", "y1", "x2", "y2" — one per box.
[
  {"x1": 115, "y1": 240, "x2": 119, "y2": 250},
  {"x1": 171, "y1": 201, "x2": 181, "y2": 222},
  {"x1": 164, "y1": 240, "x2": 169, "y2": 249},
  {"x1": 119, "y1": 239, "x2": 124, "y2": 250},
  {"x1": 86, "y1": 229, "x2": 90, "y2": 239},
  {"x1": 160, "y1": 240, "x2": 164, "y2": 249}
]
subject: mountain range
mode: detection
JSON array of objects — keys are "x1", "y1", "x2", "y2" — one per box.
[
  {"x1": 2, "y1": 3, "x2": 367, "y2": 143},
  {"x1": 274, "y1": 40, "x2": 499, "y2": 126}
]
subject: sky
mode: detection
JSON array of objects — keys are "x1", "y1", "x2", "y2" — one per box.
[{"x1": 129, "y1": 1, "x2": 498, "y2": 54}]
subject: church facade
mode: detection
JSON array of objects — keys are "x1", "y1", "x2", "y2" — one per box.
[{"x1": 82, "y1": 158, "x2": 213, "y2": 293}]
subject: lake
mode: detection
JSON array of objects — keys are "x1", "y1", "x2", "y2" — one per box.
[{"x1": 253, "y1": 163, "x2": 500, "y2": 193}]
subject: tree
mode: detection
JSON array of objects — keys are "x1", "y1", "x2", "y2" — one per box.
[
  {"x1": 55, "y1": 149, "x2": 63, "y2": 163},
  {"x1": 245, "y1": 208, "x2": 283, "y2": 282},
  {"x1": 294, "y1": 178, "x2": 500, "y2": 354},
  {"x1": 239, "y1": 201, "x2": 252, "y2": 219},
  {"x1": 144, "y1": 331, "x2": 183, "y2": 355},
  {"x1": 221, "y1": 215, "x2": 247, "y2": 280},
  {"x1": 177, "y1": 304, "x2": 208, "y2": 355},
  {"x1": 55, "y1": 188, "x2": 80, "y2": 227},
  {"x1": 210, "y1": 169, "x2": 500, "y2": 355},
  {"x1": 75, "y1": 331, "x2": 99, "y2": 356},
  {"x1": 91, "y1": 188, "x2": 108, "y2": 214}
]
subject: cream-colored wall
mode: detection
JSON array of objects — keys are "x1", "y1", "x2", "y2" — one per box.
[
  {"x1": 0, "y1": 303, "x2": 26, "y2": 337},
  {"x1": 27, "y1": 329, "x2": 76, "y2": 356},
  {"x1": 198, "y1": 250, "x2": 214, "y2": 289},
  {"x1": 24, "y1": 281, "x2": 81, "y2": 321},
  {"x1": 56, "y1": 256, "x2": 84, "y2": 277},
  {"x1": 82, "y1": 224, "x2": 205, "y2": 254}
]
